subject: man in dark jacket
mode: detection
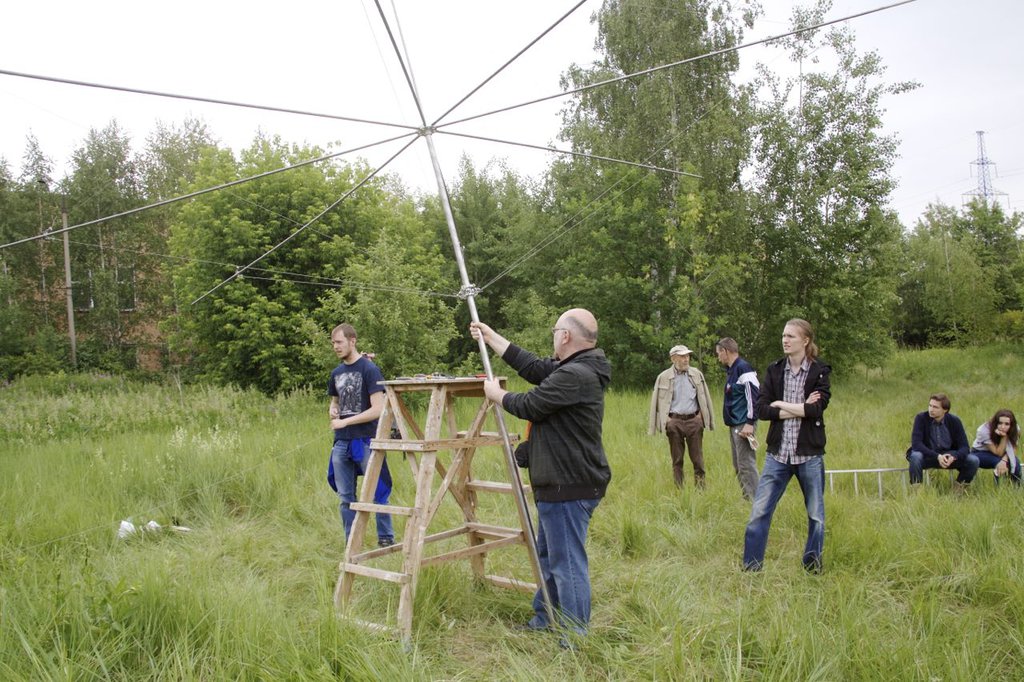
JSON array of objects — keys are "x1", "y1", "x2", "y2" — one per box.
[
  {"x1": 906, "y1": 393, "x2": 979, "y2": 490},
  {"x1": 471, "y1": 308, "x2": 611, "y2": 646},
  {"x1": 743, "y1": 319, "x2": 830, "y2": 573},
  {"x1": 716, "y1": 337, "x2": 760, "y2": 500}
]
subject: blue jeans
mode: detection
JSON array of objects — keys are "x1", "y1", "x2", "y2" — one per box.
[
  {"x1": 743, "y1": 455, "x2": 825, "y2": 572},
  {"x1": 971, "y1": 449, "x2": 1022, "y2": 484},
  {"x1": 907, "y1": 450, "x2": 979, "y2": 485},
  {"x1": 528, "y1": 498, "x2": 601, "y2": 635},
  {"x1": 331, "y1": 440, "x2": 393, "y2": 543}
]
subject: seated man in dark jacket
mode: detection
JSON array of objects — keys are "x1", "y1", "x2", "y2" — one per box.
[
  {"x1": 471, "y1": 308, "x2": 611, "y2": 648},
  {"x1": 907, "y1": 393, "x2": 979, "y2": 491}
]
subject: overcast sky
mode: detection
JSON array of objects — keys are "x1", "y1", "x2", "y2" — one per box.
[{"x1": 1, "y1": 0, "x2": 1021, "y2": 231}]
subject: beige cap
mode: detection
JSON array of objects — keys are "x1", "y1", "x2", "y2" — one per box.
[{"x1": 669, "y1": 344, "x2": 693, "y2": 356}]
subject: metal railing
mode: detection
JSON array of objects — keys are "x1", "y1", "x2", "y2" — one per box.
[{"x1": 825, "y1": 467, "x2": 960, "y2": 499}]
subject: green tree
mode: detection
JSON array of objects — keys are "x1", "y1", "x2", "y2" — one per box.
[
  {"x1": 0, "y1": 159, "x2": 33, "y2": 371},
  {"x1": 133, "y1": 119, "x2": 222, "y2": 365},
  {"x1": 539, "y1": 0, "x2": 756, "y2": 386},
  {"x1": 0, "y1": 138, "x2": 69, "y2": 376},
  {"x1": 314, "y1": 212, "x2": 457, "y2": 381},
  {"x1": 63, "y1": 121, "x2": 146, "y2": 369},
  {"x1": 746, "y1": 2, "x2": 911, "y2": 370},
  {"x1": 140, "y1": 118, "x2": 217, "y2": 201},
  {"x1": 955, "y1": 200, "x2": 1024, "y2": 312},
  {"x1": 437, "y1": 157, "x2": 548, "y2": 364},
  {"x1": 16, "y1": 136, "x2": 63, "y2": 329},
  {"x1": 898, "y1": 202, "x2": 1004, "y2": 345},
  {"x1": 168, "y1": 135, "x2": 420, "y2": 393}
]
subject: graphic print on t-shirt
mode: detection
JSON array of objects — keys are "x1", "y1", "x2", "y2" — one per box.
[{"x1": 334, "y1": 372, "x2": 364, "y2": 417}]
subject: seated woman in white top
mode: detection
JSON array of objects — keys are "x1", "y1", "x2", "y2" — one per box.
[{"x1": 970, "y1": 408, "x2": 1022, "y2": 485}]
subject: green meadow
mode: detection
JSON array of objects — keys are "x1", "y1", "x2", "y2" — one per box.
[{"x1": 3, "y1": 345, "x2": 1024, "y2": 681}]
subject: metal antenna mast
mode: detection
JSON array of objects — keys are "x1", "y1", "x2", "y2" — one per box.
[
  {"x1": 963, "y1": 130, "x2": 1009, "y2": 210},
  {"x1": 370, "y1": 0, "x2": 556, "y2": 630}
]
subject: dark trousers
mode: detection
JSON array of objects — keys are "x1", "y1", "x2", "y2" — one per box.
[
  {"x1": 907, "y1": 450, "x2": 979, "y2": 485},
  {"x1": 665, "y1": 413, "x2": 705, "y2": 487},
  {"x1": 972, "y1": 449, "x2": 1023, "y2": 484}
]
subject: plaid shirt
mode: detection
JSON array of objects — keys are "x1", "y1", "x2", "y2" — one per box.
[{"x1": 771, "y1": 358, "x2": 812, "y2": 465}]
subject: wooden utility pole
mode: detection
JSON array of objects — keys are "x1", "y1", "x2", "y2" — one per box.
[{"x1": 61, "y1": 199, "x2": 77, "y2": 368}]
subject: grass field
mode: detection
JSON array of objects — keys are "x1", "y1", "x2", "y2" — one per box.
[{"x1": 2, "y1": 345, "x2": 1024, "y2": 680}]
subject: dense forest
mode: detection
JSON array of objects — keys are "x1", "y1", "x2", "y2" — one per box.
[{"x1": 2, "y1": 0, "x2": 1022, "y2": 391}]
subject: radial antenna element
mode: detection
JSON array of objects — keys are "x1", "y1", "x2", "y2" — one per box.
[{"x1": 369, "y1": 0, "x2": 556, "y2": 626}]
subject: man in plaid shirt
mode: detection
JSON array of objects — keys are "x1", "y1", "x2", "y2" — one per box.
[{"x1": 742, "y1": 319, "x2": 831, "y2": 573}]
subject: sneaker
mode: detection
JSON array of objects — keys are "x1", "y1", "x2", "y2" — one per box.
[{"x1": 378, "y1": 537, "x2": 395, "y2": 548}]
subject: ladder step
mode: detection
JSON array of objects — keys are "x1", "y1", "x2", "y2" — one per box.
[
  {"x1": 350, "y1": 542, "x2": 403, "y2": 562},
  {"x1": 456, "y1": 431, "x2": 520, "y2": 441},
  {"x1": 350, "y1": 502, "x2": 415, "y2": 516},
  {"x1": 370, "y1": 436, "x2": 509, "y2": 452},
  {"x1": 466, "y1": 522, "x2": 525, "y2": 538},
  {"x1": 342, "y1": 562, "x2": 410, "y2": 584},
  {"x1": 422, "y1": 526, "x2": 470, "y2": 544},
  {"x1": 345, "y1": 617, "x2": 399, "y2": 636},
  {"x1": 421, "y1": 534, "x2": 523, "y2": 567},
  {"x1": 465, "y1": 480, "x2": 531, "y2": 494},
  {"x1": 483, "y1": 574, "x2": 537, "y2": 594}
]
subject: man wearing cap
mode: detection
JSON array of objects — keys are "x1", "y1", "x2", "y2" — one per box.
[{"x1": 648, "y1": 345, "x2": 715, "y2": 488}]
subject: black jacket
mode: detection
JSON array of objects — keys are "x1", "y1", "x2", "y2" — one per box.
[
  {"x1": 755, "y1": 356, "x2": 831, "y2": 457},
  {"x1": 500, "y1": 344, "x2": 612, "y2": 502},
  {"x1": 906, "y1": 411, "x2": 970, "y2": 461}
]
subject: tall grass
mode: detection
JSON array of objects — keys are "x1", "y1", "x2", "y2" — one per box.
[{"x1": 2, "y1": 345, "x2": 1024, "y2": 680}]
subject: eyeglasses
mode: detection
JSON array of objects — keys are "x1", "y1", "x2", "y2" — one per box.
[{"x1": 551, "y1": 327, "x2": 569, "y2": 335}]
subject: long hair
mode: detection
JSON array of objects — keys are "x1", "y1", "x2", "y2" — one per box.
[
  {"x1": 988, "y1": 409, "x2": 1019, "y2": 448},
  {"x1": 785, "y1": 318, "x2": 819, "y2": 361}
]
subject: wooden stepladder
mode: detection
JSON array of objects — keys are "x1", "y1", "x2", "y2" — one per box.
[{"x1": 333, "y1": 377, "x2": 535, "y2": 641}]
